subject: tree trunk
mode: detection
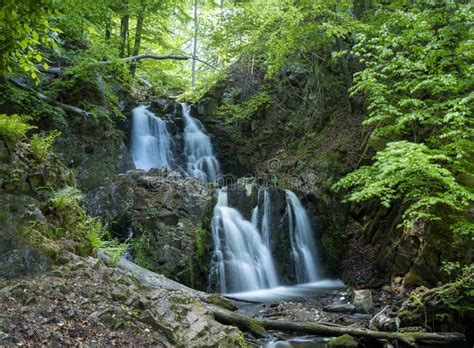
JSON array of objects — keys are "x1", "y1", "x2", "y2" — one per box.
[
  {"x1": 105, "y1": 17, "x2": 111, "y2": 41},
  {"x1": 120, "y1": 15, "x2": 129, "y2": 58},
  {"x1": 191, "y1": 0, "x2": 198, "y2": 87},
  {"x1": 130, "y1": 1, "x2": 146, "y2": 77}
]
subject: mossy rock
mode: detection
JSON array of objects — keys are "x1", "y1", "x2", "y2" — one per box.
[{"x1": 328, "y1": 334, "x2": 359, "y2": 347}]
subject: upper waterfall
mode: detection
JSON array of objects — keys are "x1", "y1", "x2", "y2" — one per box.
[
  {"x1": 285, "y1": 189, "x2": 321, "y2": 283},
  {"x1": 210, "y1": 188, "x2": 279, "y2": 293},
  {"x1": 182, "y1": 104, "x2": 221, "y2": 183},
  {"x1": 131, "y1": 105, "x2": 173, "y2": 171}
]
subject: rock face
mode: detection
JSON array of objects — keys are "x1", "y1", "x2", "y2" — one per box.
[
  {"x1": 0, "y1": 139, "x2": 74, "y2": 278},
  {"x1": 83, "y1": 168, "x2": 215, "y2": 289}
]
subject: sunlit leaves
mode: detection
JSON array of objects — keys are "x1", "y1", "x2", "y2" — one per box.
[{"x1": 0, "y1": 0, "x2": 60, "y2": 81}]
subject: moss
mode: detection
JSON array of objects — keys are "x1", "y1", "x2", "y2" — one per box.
[
  {"x1": 247, "y1": 319, "x2": 267, "y2": 337},
  {"x1": 321, "y1": 227, "x2": 345, "y2": 274},
  {"x1": 191, "y1": 196, "x2": 216, "y2": 289},
  {"x1": 130, "y1": 230, "x2": 154, "y2": 270},
  {"x1": 328, "y1": 334, "x2": 358, "y2": 347},
  {"x1": 233, "y1": 332, "x2": 254, "y2": 348},
  {"x1": 206, "y1": 294, "x2": 238, "y2": 311}
]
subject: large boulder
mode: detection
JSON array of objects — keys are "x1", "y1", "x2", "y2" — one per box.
[
  {"x1": 352, "y1": 289, "x2": 373, "y2": 313},
  {"x1": 83, "y1": 168, "x2": 215, "y2": 288}
]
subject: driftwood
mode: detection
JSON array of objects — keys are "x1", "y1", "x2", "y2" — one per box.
[
  {"x1": 9, "y1": 78, "x2": 90, "y2": 117},
  {"x1": 209, "y1": 306, "x2": 465, "y2": 346},
  {"x1": 99, "y1": 251, "x2": 465, "y2": 346}
]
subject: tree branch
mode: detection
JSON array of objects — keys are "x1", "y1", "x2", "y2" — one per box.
[
  {"x1": 102, "y1": 53, "x2": 190, "y2": 64},
  {"x1": 8, "y1": 78, "x2": 90, "y2": 118},
  {"x1": 38, "y1": 53, "x2": 217, "y2": 75}
]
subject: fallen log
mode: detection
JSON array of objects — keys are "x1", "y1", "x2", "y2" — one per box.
[
  {"x1": 8, "y1": 78, "x2": 90, "y2": 117},
  {"x1": 208, "y1": 305, "x2": 465, "y2": 346}
]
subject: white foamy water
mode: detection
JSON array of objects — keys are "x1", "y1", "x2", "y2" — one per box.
[
  {"x1": 131, "y1": 105, "x2": 172, "y2": 170},
  {"x1": 182, "y1": 103, "x2": 221, "y2": 183}
]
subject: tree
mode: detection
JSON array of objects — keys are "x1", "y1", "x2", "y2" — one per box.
[
  {"x1": 335, "y1": 1, "x2": 474, "y2": 236},
  {"x1": 191, "y1": 0, "x2": 199, "y2": 86},
  {"x1": 0, "y1": 0, "x2": 59, "y2": 79}
]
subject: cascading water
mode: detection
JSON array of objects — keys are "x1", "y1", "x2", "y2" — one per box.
[
  {"x1": 251, "y1": 188, "x2": 272, "y2": 246},
  {"x1": 210, "y1": 188, "x2": 279, "y2": 293},
  {"x1": 285, "y1": 189, "x2": 321, "y2": 283},
  {"x1": 211, "y1": 185, "x2": 327, "y2": 295},
  {"x1": 181, "y1": 104, "x2": 221, "y2": 183},
  {"x1": 131, "y1": 105, "x2": 173, "y2": 170},
  {"x1": 130, "y1": 102, "x2": 334, "y2": 298}
]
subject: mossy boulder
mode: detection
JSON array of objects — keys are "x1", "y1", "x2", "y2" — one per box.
[{"x1": 328, "y1": 334, "x2": 358, "y2": 347}]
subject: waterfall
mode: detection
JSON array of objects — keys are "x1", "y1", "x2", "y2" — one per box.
[
  {"x1": 251, "y1": 188, "x2": 271, "y2": 246},
  {"x1": 182, "y1": 104, "x2": 221, "y2": 183},
  {"x1": 285, "y1": 190, "x2": 321, "y2": 283},
  {"x1": 211, "y1": 188, "x2": 279, "y2": 293},
  {"x1": 131, "y1": 105, "x2": 172, "y2": 171}
]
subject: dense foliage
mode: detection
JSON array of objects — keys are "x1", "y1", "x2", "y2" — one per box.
[
  {"x1": 335, "y1": 1, "x2": 474, "y2": 236},
  {"x1": 0, "y1": 0, "x2": 59, "y2": 79}
]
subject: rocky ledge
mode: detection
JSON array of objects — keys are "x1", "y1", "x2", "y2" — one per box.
[{"x1": 0, "y1": 253, "x2": 243, "y2": 347}]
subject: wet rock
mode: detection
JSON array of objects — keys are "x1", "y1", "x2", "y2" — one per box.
[
  {"x1": 328, "y1": 334, "x2": 358, "y2": 347},
  {"x1": 83, "y1": 168, "x2": 214, "y2": 288},
  {"x1": 324, "y1": 303, "x2": 355, "y2": 313},
  {"x1": 352, "y1": 290, "x2": 373, "y2": 313},
  {"x1": 371, "y1": 314, "x2": 400, "y2": 332}
]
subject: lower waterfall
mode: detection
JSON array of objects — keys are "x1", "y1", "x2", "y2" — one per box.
[
  {"x1": 210, "y1": 187, "x2": 327, "y2": 294},
  {"x1": 211, "y1": 188, "x2": 279, "y2": 293},
  {"x1": 285, "y1": 189, "x2": 321, "y2": 283}
]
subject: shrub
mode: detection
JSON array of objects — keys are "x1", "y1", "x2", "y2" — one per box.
[
  {"x1": 103, "y1": 240, "x2": 129, "y2": 267},
  {"x1": 0, "y1": 114, "x2": 35, "y2": 143},
  {"x1": 217, "y1": 90, "x2": 271, "y2": 123},
  {"x1": 30, "y1": 130, "x2": 61, "y2": 162},
  {"x1": 49, "y1": 186, "x2": 82, "y2": 211}
]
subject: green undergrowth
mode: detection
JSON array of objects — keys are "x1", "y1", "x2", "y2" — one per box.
[
  {"x1": 399, "y1": 263, "x2": 474, "y2": 332},
  {"x1": 0, "y1": 115, "x2": 127, "y2": 271},
  {"x1": 131, "y1": 230, "x2": 154, "y2": 270},
  {"x1": 190, "y1": 197, "x2": 216, "y2": 290}
]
